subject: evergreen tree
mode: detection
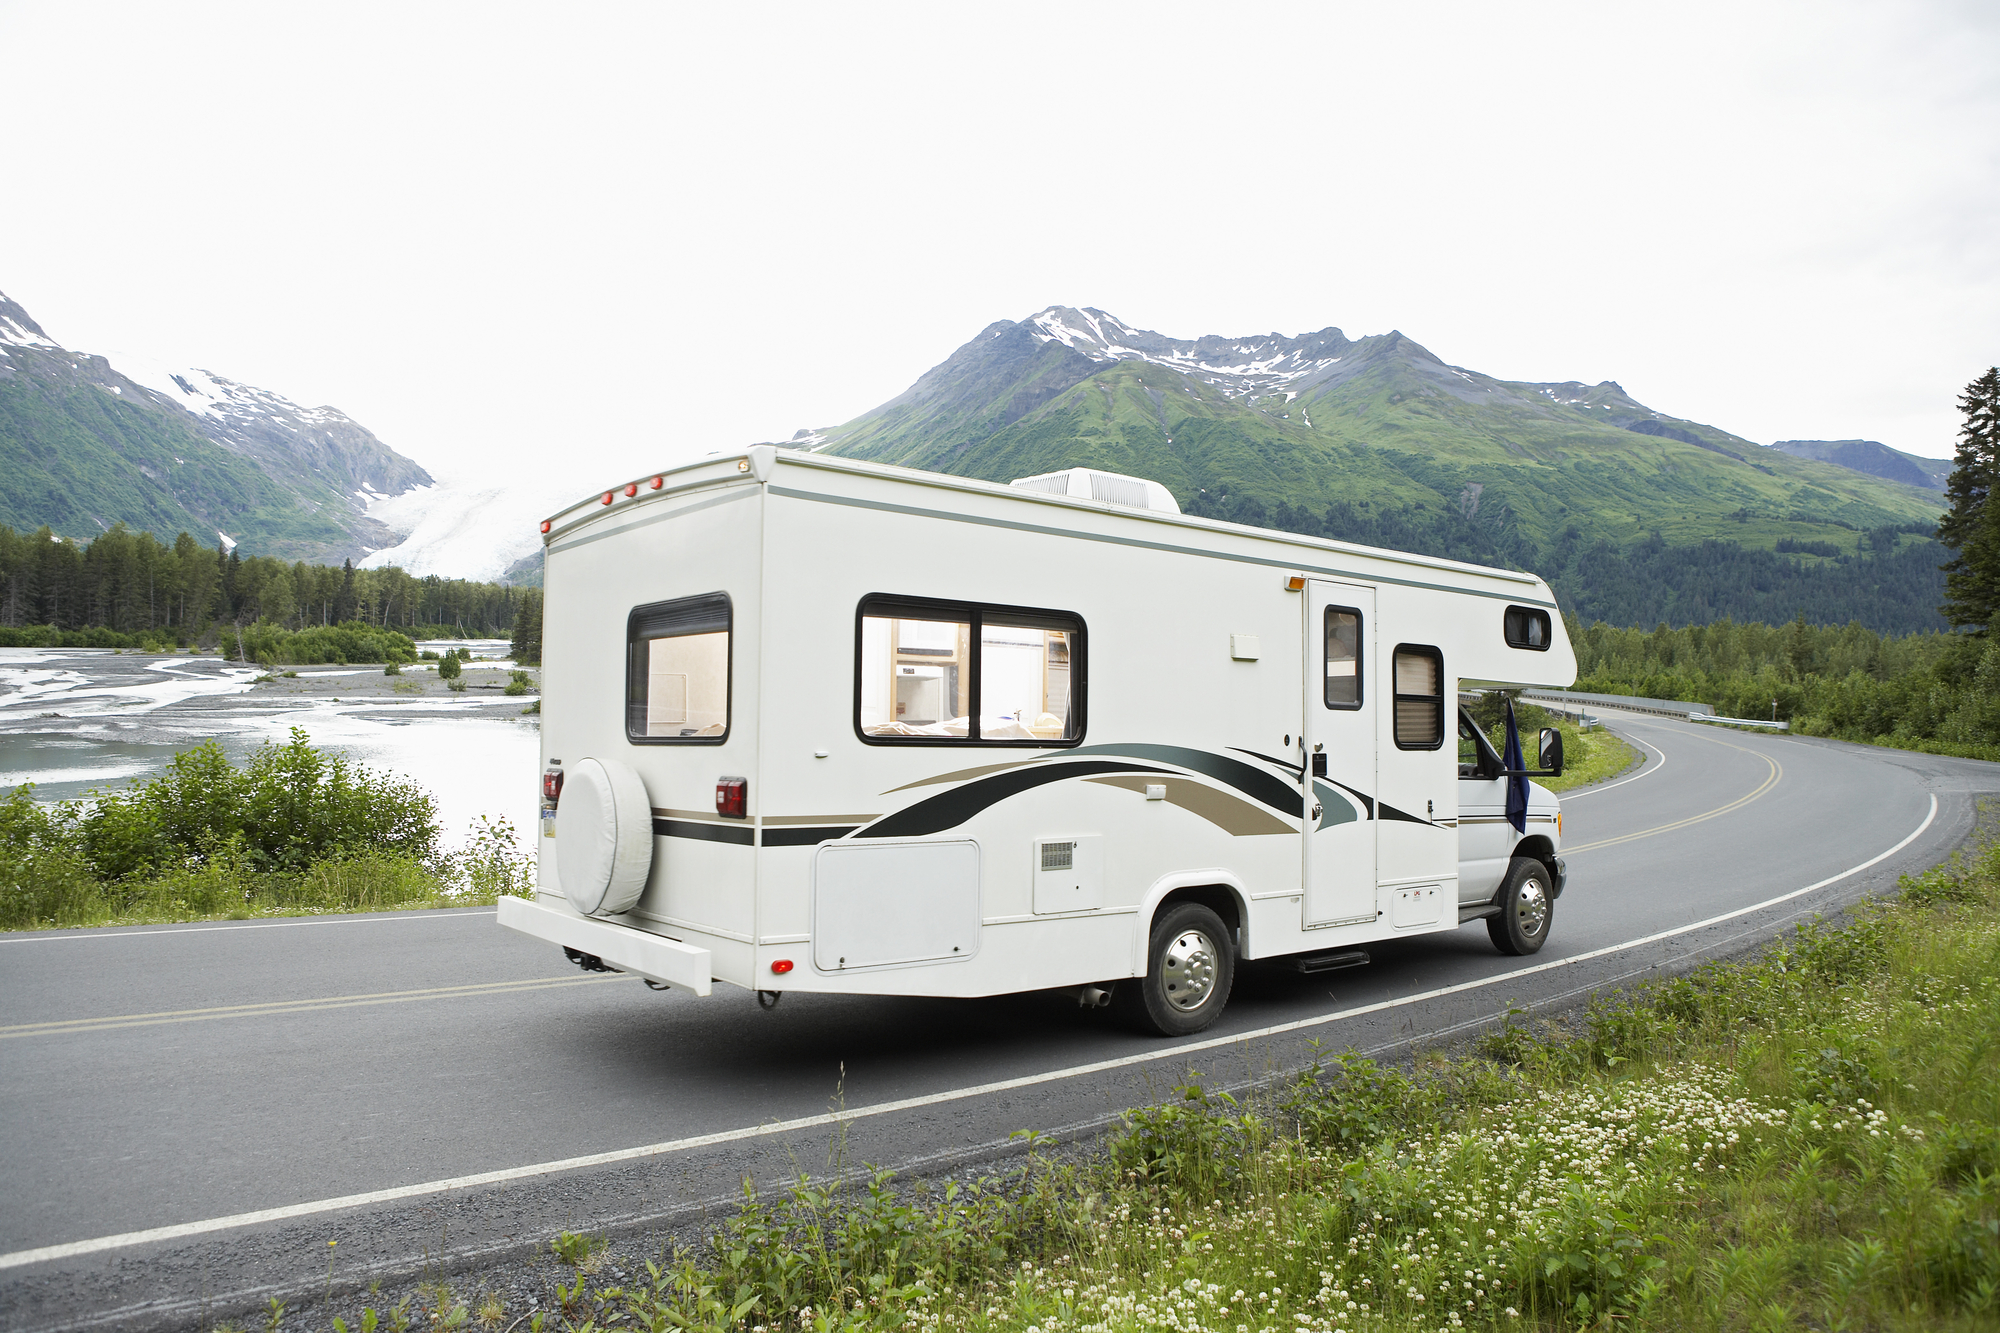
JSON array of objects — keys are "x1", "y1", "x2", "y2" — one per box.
[
  {"x1": 510, "y1": 588, "x2": 543, "y2": 666},
  {"x1": 1939, "y1": 366, "x2": 2000, "y2": 630},
  {"x1": 335, "y1": 558, "x2": 357, "y2": 623}
]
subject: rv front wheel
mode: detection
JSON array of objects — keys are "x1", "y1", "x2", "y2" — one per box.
[
  {"x1": 1119, "y1": 902, "x2": 1235, "y2": 1036},
  {"x1": 1487, "y1": 857, "x2": 1554, "y2": 956}
]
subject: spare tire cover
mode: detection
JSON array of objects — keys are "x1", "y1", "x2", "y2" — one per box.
[{"x1": 555, "y1": 756, "x2": 655, "y2": 916}]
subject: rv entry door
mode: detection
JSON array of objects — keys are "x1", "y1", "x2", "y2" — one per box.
[{"x1": 1303, "y1": 580, "x2": 1378, "y2": 927}]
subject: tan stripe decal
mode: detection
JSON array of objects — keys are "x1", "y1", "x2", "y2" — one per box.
[
  {"x1": 652, "y1": 809, "x2": 880, "y2": 826},
  {"x1": 1083, "y1": 775, "x2": 1294, "y2": 836},
  {"x1": 883, "y1": 761, "x2": 1035, "y2": 793},
  {"x1": 762, "y1": 813, "x2": 880, "y2": 826}
]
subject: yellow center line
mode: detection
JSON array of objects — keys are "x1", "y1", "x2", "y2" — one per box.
[
  {"x1": 0, "y1": 974, "x2": 630, "y2": 1040},
  {"x1": 1565, "y1": 729, "x2": 1783, "y2": 855}
]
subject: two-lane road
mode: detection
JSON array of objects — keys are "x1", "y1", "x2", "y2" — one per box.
[{"x1": 3, "y1": 716, "x2": 1994, "y2": 1331}]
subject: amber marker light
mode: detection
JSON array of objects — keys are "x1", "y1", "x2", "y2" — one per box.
[
  {"x1": 1285, "y1": 575, "x2": 1307, "y2": 591},
  {"x1": 770, "y1": 959, "x2": 795, "y2": 975}
]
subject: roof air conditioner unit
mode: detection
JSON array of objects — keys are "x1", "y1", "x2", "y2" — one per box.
[{"x1": 1007, "y1": 467, "x2": 1181, "y2": 514}]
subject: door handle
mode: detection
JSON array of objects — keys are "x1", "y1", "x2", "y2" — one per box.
[{"x1": 1311, "y1": 753, "x2": 1328, "y2": 777}]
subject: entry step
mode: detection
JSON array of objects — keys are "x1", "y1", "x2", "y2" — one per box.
[{"x1": 1292, "y1": 948, "x2": 1371, "y2": 975}]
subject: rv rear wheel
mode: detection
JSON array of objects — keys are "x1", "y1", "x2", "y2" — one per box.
[
  {"x1": 1487, "y1": 857, "x2": 1554, "y2": 956},
  {"x1": 1118, "y1": 902, "x2": 1235, "y2": 1036}
]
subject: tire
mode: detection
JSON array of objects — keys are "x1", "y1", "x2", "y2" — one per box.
[
  {"x1": 1487, "y1": 856, "x2": 1554, "y2": 956},
  {"x1": 1117, "y1": 902, "x2": 1235, "y2": 1036},
  {"x1": 554, "y1": 756, "x2": 655, "y2": 916}
]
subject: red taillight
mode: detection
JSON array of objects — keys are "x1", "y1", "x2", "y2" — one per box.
[
  {"x1": 649, "y1": 476, "x2": 664, "y2": 489},
  {"x1": 715, "y1": 776, "x2": 747, "y2": 819},
  {"x1": 600, "y1": 491, "x2": 614, "y2": 505},
  {"x1": 543, "y1": 766, "x2": 565, "y2": 804},
  {"x1": 540, "y1": 519, "x2": 551, "y2": 534},
  {"x1": 770, "y1": 959, "x2": 794, "y2": 975},
  {"x1": 623, "y1": 483, "x2": 638, "y2": 497}
]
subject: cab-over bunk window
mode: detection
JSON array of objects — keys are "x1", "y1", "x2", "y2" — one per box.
[
  {"x1": 856, "y1": 595, "x2": 1084, "y2": 745},
  {"x1": 627, "y1": 592, "x2": 731, "y2": 743}
]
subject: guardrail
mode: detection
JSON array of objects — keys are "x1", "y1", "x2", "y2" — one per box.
[
  {"x1": 1514, "y1": 688, "x2": 1791, "y2": 732},
  {"x1": 1689, "y1": 712, "x2": 1790, "y2": 732},
  {"x1": 1517, "y1": 688, "x2": 1713, "y2": 723}
]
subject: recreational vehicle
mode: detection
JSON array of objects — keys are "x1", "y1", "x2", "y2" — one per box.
[{"x1": 500, "y1": 447, "x2": 1578, "y2": 1035}]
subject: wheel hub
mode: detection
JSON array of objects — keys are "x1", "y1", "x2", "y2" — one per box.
[
  {"x1": 1515, "y1": 878, "x2": 1549, "y2": 936},
  {"x1": 1161, "y1": 928, "x2": 1218, "y2": 1011}
]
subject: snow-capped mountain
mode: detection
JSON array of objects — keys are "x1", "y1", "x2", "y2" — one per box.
[
  {"x1": 815, "y1": 304, "x2": 1943, "y2": 580},
  {"x1": 1, "y1": 289, "x2": 432, "y2": 563}
]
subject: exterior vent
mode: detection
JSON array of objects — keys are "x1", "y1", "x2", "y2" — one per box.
[
  {"x1": 1039, "y1": 840, "x2": 1077, "y2": 872},
  {"x1": 1009, "y1": 467, "x2": 1181, "y2": 514}
]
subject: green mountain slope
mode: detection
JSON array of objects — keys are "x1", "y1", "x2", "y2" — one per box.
[
  {"x1": 0, "y1": 291, "x2": 430, "y2": 561},
  {"x1": 818, "y1": 308, "x2": 1948, "y2": 631}
]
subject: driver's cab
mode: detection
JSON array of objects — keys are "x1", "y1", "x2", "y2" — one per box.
[{"x1": 1455, "y1": 703, "x2": 1563, "y2": 911}]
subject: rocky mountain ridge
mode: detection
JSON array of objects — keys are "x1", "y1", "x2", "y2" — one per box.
[
  {"x1": 1770, "y1": 438, "x2": 1948, "y2": 491},
  {"x1": 0, "y1": 290, "x2": 431, "y2": 562}
]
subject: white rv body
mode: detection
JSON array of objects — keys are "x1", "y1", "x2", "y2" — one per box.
[{"x1": 502, "y1": 446, "x2": 1577, "y2": 1026}]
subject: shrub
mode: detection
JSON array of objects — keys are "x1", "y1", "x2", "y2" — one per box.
[
  {"x1": 503, "y1": 670, "x2": 533, "y2": 696},
  {"x1": 0, "y1": 787, "x2": 100, "y2": 929},
  {"x1": 456, "y1": 814, "x2": 534, "y2": 900},
  {"x1": 70, "y1": 729, "x2": 439, "y2": 880}
]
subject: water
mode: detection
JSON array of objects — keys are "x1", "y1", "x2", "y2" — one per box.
[{"x1": 0, "y1": 643, "x2": 541, "y2": 849}]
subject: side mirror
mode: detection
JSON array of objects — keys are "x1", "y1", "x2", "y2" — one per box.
[{"x1": 1539, "y1": 727, "x2": 1564, "y2": 777}]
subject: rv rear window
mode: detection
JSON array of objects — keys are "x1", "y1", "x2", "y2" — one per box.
[
  {"x1": 856, "y1": 595, "x2": 1084, "y2": 746},
  {"x1": 1392, "y1": 645, "x2": 1444, "y2": 750},
  {"x1": 627, "y1": 592, "x2": 731, "y2": 744}
]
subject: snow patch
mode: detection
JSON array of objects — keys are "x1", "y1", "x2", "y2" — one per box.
[{"x1": 0, "y1": 314, "x2": 56, "y2": 350}]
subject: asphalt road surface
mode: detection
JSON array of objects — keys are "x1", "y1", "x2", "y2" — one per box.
[{"x1": 4, "y1": 714, "x2": 1996, "y2": 1330}]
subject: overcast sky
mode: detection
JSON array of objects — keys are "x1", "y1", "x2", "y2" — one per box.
[{"x1": 4, "y1": 1, "x2": 1995, "y2": 489}]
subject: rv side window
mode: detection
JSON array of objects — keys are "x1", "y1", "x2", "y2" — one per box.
[
  {"x1": 1324, "y1": 607, "x2": 1362, "y2": 709},
  {"x1": 856, "y1": 596, "x2": 1083, "y2": 745},
  {"x1": 1392, "y1": 645, "x2": 1444, "y2": 749},
  {"x1": 627, "y1": 593, "x2": 731, "y2": 744}
]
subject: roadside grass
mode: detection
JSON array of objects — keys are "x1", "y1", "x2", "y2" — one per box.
[
  {"x1": 0, "y1": 822, "x2": 534, "y2": 931},
  {"x1": 1534, "y1": 716, "x2": 1636, "y2": 795},
  {"x1": 326, "y1": 841, "x2": 2000, "y2": 1333},
  {"x1": 1470, "y1": 701, "x2": 1639, "y2": 795}
]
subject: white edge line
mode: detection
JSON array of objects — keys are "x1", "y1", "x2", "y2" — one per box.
[
  {"x1": 0, "y1": 911, "x2": 498, "y2": 944},
  {"x1": 1554, "y1": 726, "x2": 1666, "y2": 801},
  {"x1": 0, "y1": 793, "x2": 1938, "y2": 1272}
]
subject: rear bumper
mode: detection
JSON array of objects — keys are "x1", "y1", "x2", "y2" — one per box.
[{"x1": 497, "y1": 895, "x2": 714, "y2": 996}]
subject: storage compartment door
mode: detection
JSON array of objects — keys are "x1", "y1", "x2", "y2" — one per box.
[{"x1": 812, "y1": 839, "x2": 981, "y2": 971}]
